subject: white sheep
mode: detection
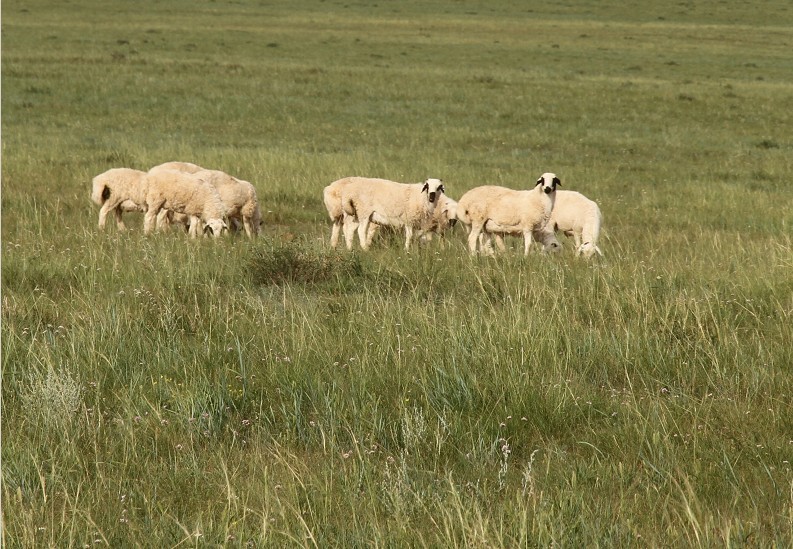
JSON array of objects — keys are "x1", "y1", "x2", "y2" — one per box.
[
  {"x1": 545, "y1": 189, "x2": 603, "y2": 257},
  {"x1": 143, "y1": 168, "x2": 228, "y2": 238},
  {"x1": 323, "y1": 177, "x2": 390, "y2": 250},
  {"x1": 353, "y1": 194, "x2": 459, "y2": 249},
  {"x1": 91, "y1": 168, "x2": 151, "y2": 231},
  {"x1": 456, "y1": 172, "x2": 560, "y2": 255},
  {"x1": 146, "y1": 161, "x2": 204, "y2": 232},
  {"x1": 340, "y1": 177, "x2": 445, "y2": 251},
  {"x1": 151, "y1": 162, "x2": 261, "y2": 236},
  {"x1": 323, "y1": 177, "x2": 359, "y2": 249},
  {"x1": 195, "y1": 169, "x2": 262, "y2": 238}
]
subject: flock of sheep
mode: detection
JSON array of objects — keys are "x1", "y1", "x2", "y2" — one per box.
[
  {"x1": 91, "y1": 163, "x2": 602, "y2": 257},
  {"x1": 91, "y1": 161, "x2": 261, "y2": 238},
  {"x1": 323, "y1": 172, "x2": 603, "y2": 257}
]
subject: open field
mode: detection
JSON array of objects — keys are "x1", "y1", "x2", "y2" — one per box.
[{"x1": 2, "y1": 0, "x2": 792, "y2": 545}]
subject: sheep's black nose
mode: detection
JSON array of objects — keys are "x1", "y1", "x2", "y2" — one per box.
[
  {"x1": 449, "y1": 218, "x2": 457, "y2": 227},
  {"x1": 544, "y1": 187, "x2": 553, "y2": 194},
  {"x1": 429, "y1": 192, "x2": 436, "y2": 203}
]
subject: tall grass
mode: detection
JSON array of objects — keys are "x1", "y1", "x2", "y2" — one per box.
[{"x1": 3, "y1": 0, "x2": 792, "y2": 545}]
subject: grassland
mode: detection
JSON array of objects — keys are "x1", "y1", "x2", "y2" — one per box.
[{"x1": 2, "y1": 0, "x2": 793, "y2": 546}]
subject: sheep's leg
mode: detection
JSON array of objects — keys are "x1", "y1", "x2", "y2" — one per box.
[
  {"x1": 404, "y1": 226, "x2": 414, "y2": 250},
  {"x1": 493, "y1": 234, "x2": 507, "y2": 252},
  {"x1": 98, "y1": 200, "x2": 121, "y2": 230},
  {"x1": 468, "y1": 224, "x2": 483, "y2": 255},
  {"x1": 478, "y1": 232, "x2": 490, "y2": 253},
  {"x1": 188, "y1": 216, "x2": 202, "y2": 238},
  {"x1": 330, "y1": 219, "x2": 341, "y2": 248},
  {"x1": 156, "y1": 209, "x2": 171, "y2": 231},
  {"x1": 523, "y1": 231, "x2": 534, "y2": 255},
  {"x1": 251, "y1": 213, "x2": 262, "y2": 237},
  {"x1": 143, "y1": 203, "x2": 163, "y2": 235},
  {"x1": 113, "y1": 207, "x2": 127, "y2": 231},
  {"x1": 573, "y1": 231, "x2": 582, "y2": 251},
  {"x1": 242, "y1": 216, "x2": 255, "y2": 238},
  {"x1": 365, "y1": 223, "x2": 378, "y2": 248},
  {"x1": 479, "y1": 233, "x2": 498, "y2": 256},
  {"x1": 357, "y1": 217, "x2": 371, "y2": 250},
  {"x1": 342, "y1": 215, "x2": 358, "y2": 250}
]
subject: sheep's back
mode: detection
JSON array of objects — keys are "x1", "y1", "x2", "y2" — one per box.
[
  {"x1": 151, "y1": 161, "x2": 204, "y2": 174},
  {"x1": 345, "y1": 178, "x2": 413, "y2": 215},
  {"x1": 458, "y1": 186, "x2": 523, "y2": 221},
  {"x1": 93, "y1": 168, "x2": 148, "y2": 206},
  {"x1": 196, "y1": 169, "x2": 246, "y2": 215},
  {"x1": 145, "y1": 169, "x2": 217, "y2": 217}
]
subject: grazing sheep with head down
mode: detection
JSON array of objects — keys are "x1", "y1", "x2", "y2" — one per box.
[
  {"x1": 340, "y1": 177, "x2": 445, "y2": 251},
  {"x1": 151, "y1": 162, "x2": 261, "y2": 237},
  {"x1": 545, "y1": 189, "x2": 603, "y2": 258},
  {"x1": 456, "y1": 172, "x2": 560, "y2": 255},
  {"x1": 195, "y1": 169, "x2": 262, "y2": 238},
  {"x1": 143, "y1": 168, "x2": 228, "y2": 238}
]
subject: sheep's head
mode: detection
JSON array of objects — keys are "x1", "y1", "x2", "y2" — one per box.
[
  {"x1": 578, "y1": 242, "x2": 601, "y2": 259},
  {"x1": 421, "y1": 178, "x2": 445, "y2": 204},
  {"x1": 441, "y1": 197, "x2": 458, "y2": 229},
  {"x1": 533, "y1": 228, "x2": 562, "y2": 253},
  {"x1": 535, "y1": 172, "x2": 561, "y2": 194},
  {"x1": 203, "y1": 219, "x2": 229, "y2": 238}
]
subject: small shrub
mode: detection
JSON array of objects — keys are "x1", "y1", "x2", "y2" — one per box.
[
  {"x1": 21, "y1": 367, "x2": 82, "y2": 430},
  {"x1": 249, "y1": 242, "x2": 365, "y2": 287},
  {"x1": 756, "y1": 139, "x2": 779, "y2": 149}
]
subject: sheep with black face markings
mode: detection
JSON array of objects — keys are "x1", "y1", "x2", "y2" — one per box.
[
  {"x1": 324, "y1": 176, "x2": 452, "y2": 249},
  {"x1": 339, "y1": 177, "x2": 445, "y2": 250},
  {"x1": 456, "y1": 172, "x2": 560, "y2": 255}
]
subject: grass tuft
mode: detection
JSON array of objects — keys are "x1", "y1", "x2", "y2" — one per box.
[{"x1": 249, "y1": 241, "x2": 366, "y2": 288}]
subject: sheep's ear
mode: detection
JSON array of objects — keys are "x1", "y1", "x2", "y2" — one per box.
[
  {"x1": 422, "y1": 182, "x2": 429, "y2": 193},
  {"x1": 535, "y1": 177, "x2": 543, "y2": 186},
  {"x1": 438, "y1": 184, "x2": 445, "y2": 194},
  {"x1": 553, "y1": 177, "x2": 561, "y2": 187}
]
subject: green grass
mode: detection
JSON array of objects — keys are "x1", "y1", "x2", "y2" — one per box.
[{"x1": 3, "y1": 0, "x2": 793, "y2": 546}]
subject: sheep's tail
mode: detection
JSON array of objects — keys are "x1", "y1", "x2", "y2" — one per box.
[{"x1": 91, "y1": 176, "x2": 109, "y2": 206}]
